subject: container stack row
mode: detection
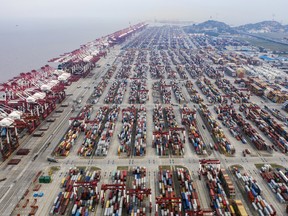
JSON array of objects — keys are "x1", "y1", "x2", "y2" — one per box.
[
  {"x1": 51, "y1": 168, "x2": 101, "y2": 216},
  {"x1": 215, "y1": 78, "x2": 250, "y2": 103},
  {"x1": 53, "y1": 128, "x2": 80, "y2": 157},
  {"x1": 118, "y1": 106, "x2": 137, "y2": 157},
  {"x1": 132, "y1": 64, "x2": 148, "y2": 79},
  {"x1": 129, "y1": 79, "x2": 149, "y2": 104},
  {"x1": 90, "y1": 65, "x2": 117, "y2": 104},
  {"x1": 115, "y1": 65, "x2": 132, "y2": 80},
  {"x1": 231, "y1": 200, "x2": 249, "y2": 216},
  {"x1": 156, "y1": 168, "x2": 181, "y2": 216},
  {"x1": 199, "y1": 103, "x2": 235, "y2": 155},
  {"x1": 201, "y1": 163, "x2": 234, "y2": 215},
  {"x1": 176, "y1": 167, "x2": 202, "y2": 214},
  {"x1": 78, "y1": 106, "x2": 109, "y2": 157},
  {"x1": 181, "y1": 105, "x2": 206, "y2": 155},
  {"x1": 215, "y1": 104, "x2": 269, "y2": 151},
  {"x1": 160, "y1": 80, "x2": 172, "y2": 104},
  {"x1": 104, "y1": 80, "x2": 128, "y2": 104},
  {"x1": 260, "y1": 164, "x2": 288, "y2": 203},
  {"x1": 90, "y1": 79, "x2": 108, "y2": 104},
  {"x1": 54, "y1": 106, "x2": 89, "y2": 158},
  {"x1": 185, "y1": 80, "x2": 204, "y2": 104},
  {"x1": 196, "y1": 78, "x2": 223, "y2": 104},
  {"x1": 240, "y1": 103, "x2": 288, "y2": 153},
  {"x1": 150, "y1": 64, "x2": 165, "y2": 79},
  {"x1": 203, "y1": 64, "x2": 223, "y2": 79},
  {"x1": 164, "y1": 106, "x2": 185, "y2": 156},
  {"x1": 127, "y1": 167, "x2": 152, "y2": 215},
  {"x1": 95, "y1": 105, "x2": 120, "y2": 156},
  {"x1": 264, "y1": 106, "x2": 287, "y2": 123},
  {"x1": 134, "y1": 106, "x2": 147, "y2": 156},
  {"x1": 218, "y1": 169, "x2": 236, "y2": 199},
  {"x1": 175, "y1": 64, "x2": 188, "y2": 79},
  {"x1": 101, "y1": 170, "x2": 127, "y2": 216},
  {"x1": 120, "y1": 49, "x2": 136, "y2": 68},
  {"x1": 171, "y1": 81, "x2": 186, "y2": 103},
  {"x1": 165, "y1": 65, "x2": 177, "y2": 79},
  {"x1": 153, "y1": 104, "x2": 169, "y2": 156},
  {"x1": 134, "y1": 51, "x2": 148, "y2": 67},
  {"x1": 233, "y1": 167, "x2": 277, "y2": 216},
  {"x1": 184, "y1": 57, "x2": 204, "y2": 79}
]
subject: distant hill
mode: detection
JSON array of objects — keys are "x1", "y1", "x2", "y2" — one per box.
[
  {"x1": 235, "y1": 21, "x2": 287, "y2": 33},
  {"x1": 183, "y1": 20, "x2": 237, "y2": 34}
]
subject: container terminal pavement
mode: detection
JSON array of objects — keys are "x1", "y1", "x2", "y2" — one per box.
[{"x1": 0, "y1": 24, "x2": 288, "y2": 216}]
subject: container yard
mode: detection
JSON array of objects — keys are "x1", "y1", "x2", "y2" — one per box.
[
  {"x1": 53, "y1": 105, "x2": 93, "y2": 157},
  {"x1": 88, "y1": 66, "x2": 117, "y2": 104},
  {"x1": 259, "y1": 164, "x2": 288, "y2": 204},
  {"x1": 126, "y1": 167, "x2": 152, "y2": 215},
  {"x1": 240, "y1": 103, "x2": 288, "y2": 153},
  {"x1": 118, "y1": 106, "x2": 137, "y2": 157},
  {"x1": 214, "y1": 104, "x2": 271, "y2": 153},
  {"x1": 171, "y1": 81, "x2": 186, "y2": 104},
  {"x1": 152, "y1": 104, "x2": 169, "y2": 156},
  {"x1": 199, "y1": 159, "x2": 237, "y2": 215},
  {"x1": 232, "y1": 166, "x2": 277, "y2": 216},
  {"x1": 215, "y1": 78, "x2": 251, "y2": 104},
  {"x1": 185, "y1": 80, "x2": 204, "y2": 104},
  {"x1": 100, "y1": 167, "x2": 152, "y2": 216},
  {"x1": 100, "y1": 169, "x2": 126, "y2": 216},
  {"x1": 104, "y1": 80, "x2": 128, "y2": 104},
  {"x1": 2, "y1": 23, "x2": 288, "y2": 216},
  {"x1": 129, "y1": 79, "x2": 149, "y2": 104},
  {"x1": 50, "y1": 167, "x2": 101, "y2": 216},
  {"x1": 155, "y1": 167, "x2": 182, "y2": 216},
  {"x1": 152, "y1": 105, "x2": 185, "y2": 157},
  {"x1": 198, "y1": 103, "x2": 235, "y2": 155},
  {"x1": 95, "y1": 105, "x2": 120, "y2": 157},
  {"x1": 77, "y1": 106, "x2": 109, "y2": 157},
  {"x1": 181, "y1": 105, "x2": 207, "y2": 155}
]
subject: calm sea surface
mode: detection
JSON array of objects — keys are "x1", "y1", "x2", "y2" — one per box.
[{"x1": 0, "y1": 18, "x2": 131, "y2": 82}]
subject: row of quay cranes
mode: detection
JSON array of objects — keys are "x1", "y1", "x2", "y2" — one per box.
[
  {"x1": 107, "y1": 22, "x2": 148, "y2": 45},
  {"x1": 0, "y1": 105, "x2": 28, "y2": 160},
  {"x1": 0, "y1": 66, "x2": 66, "y2": 119},
  {"x1": 0, "y1": 65, "x2": 68, "y2": 161},
  {"x1": 52, "y1": 23, "x2": 148, "y2": 78},
  {"x1": 52, "y1": 35, "x2": 111, "y2": 77}
]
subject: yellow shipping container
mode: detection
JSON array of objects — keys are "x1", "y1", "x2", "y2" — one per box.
[
  {"x1": 61, "y1": 177, "x2": 66, "y2": 186},
  {"x1": 234, "y1": 200, "x2": 248, "y2": 216},
  {"x1": 106, "y1": 201, "x2": 110, "y2": 208},
  {"x1": 229, "y1": 205, "x2": 235, "y2": 215}
]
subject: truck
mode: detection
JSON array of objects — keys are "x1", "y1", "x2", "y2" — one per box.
[
  {"x1": 47, "y1": 157, "x2": 58, "y2": 163},
  {"x1": 0, "y1": 178, "x2": 7, "y2": 182}
]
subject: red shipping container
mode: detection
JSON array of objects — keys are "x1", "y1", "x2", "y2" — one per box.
[
  {"x1": 248, "y1": 191, "x2": 254, "y2": 202},
  {"x1": 281, "y1": 192, "x2": 288, "y2": 201},
  {"x1": 210, "y1": 189, "x2": 215, "y2": 197}
]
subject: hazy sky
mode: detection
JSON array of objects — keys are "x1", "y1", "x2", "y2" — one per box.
[{"x1": 1, "y1": 0, "x2": 288, "y2": 25}]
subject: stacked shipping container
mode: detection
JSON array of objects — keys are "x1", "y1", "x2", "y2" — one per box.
[
  {"x1": 233, "y1": 167, "x2": 277, "y2": 216},
  {"x1": 95, "y1": 105, "x2": 120, "y2": 156}
]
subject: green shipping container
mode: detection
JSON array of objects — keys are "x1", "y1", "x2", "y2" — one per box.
[
  {"x1": 44, "y1": 176, "x2": 51, "y2": 183},
  {"x1": 39, "y1": 176, "x2": 45, "y2": 183},
  {"x1": 39, "y1": 176, "x2": 51, "y2": 183}
]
